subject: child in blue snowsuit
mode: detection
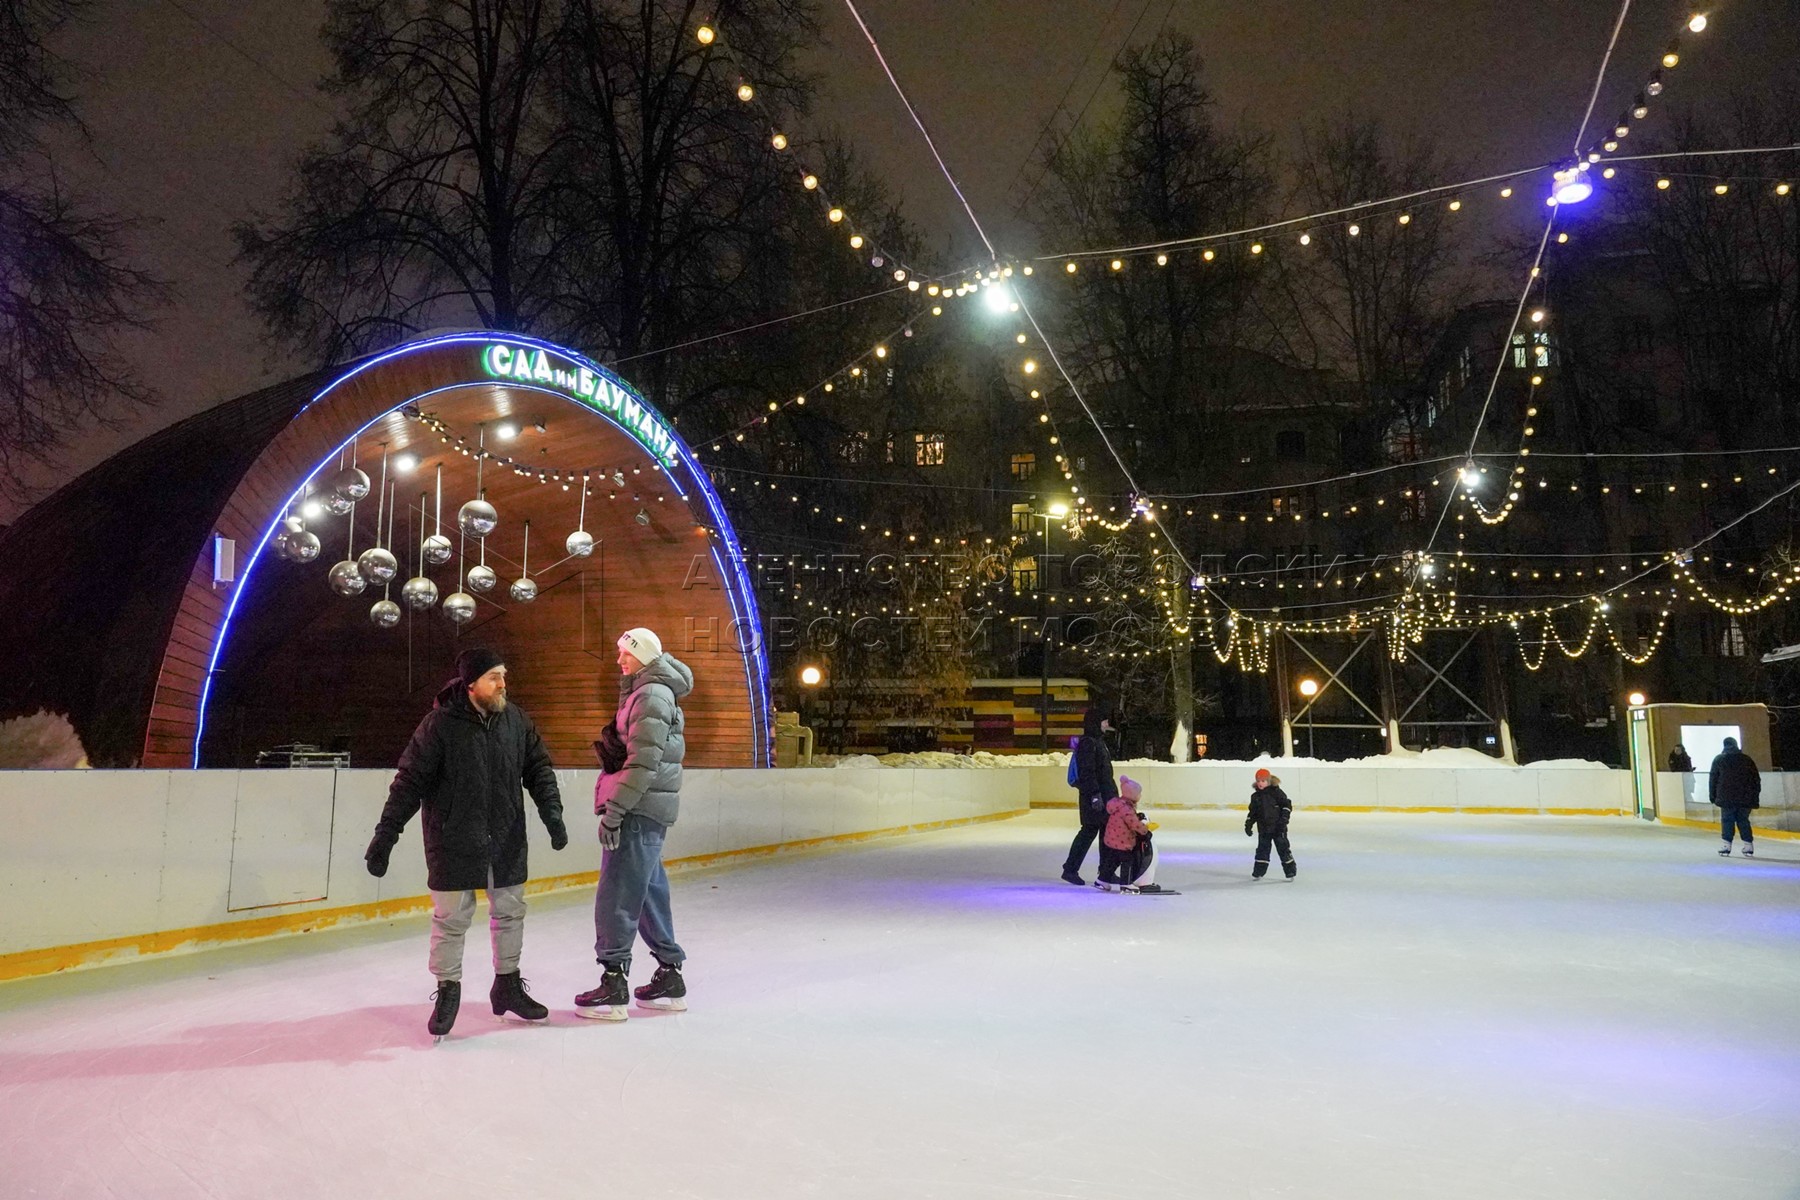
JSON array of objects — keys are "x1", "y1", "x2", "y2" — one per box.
[{"x1": 1245, "y1": 767, "x2": 1297, "y2": 880}]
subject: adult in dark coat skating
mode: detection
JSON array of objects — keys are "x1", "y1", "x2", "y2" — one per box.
[
  {"x1": 1061, "y1": 708, "x2": 1117, "y2": 885},
  {"x1": 1708, "y1": 735, "x2": 1760, "y2": 857},
  {"x1": 365, "y1": 647, "x2": 567, "y2": 1036}
]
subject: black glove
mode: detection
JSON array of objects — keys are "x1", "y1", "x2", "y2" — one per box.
[
  {"x1": 1244, "y1": 819, "x2": 1254, "y2": 837},
  {"x1": 547, "y1": 818, "x2": 569, "y2": 851},
  {"x1": 365, "y1": 833, "x2": 394, "y2": 877}
]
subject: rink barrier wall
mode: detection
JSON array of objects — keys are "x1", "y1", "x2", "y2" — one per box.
[
  {"x1": 1651, "y1": 771, "x2": 1800, "y2": 833},
  {"x1": 1021, "y1": 761, "x2": 1638, "y2": 814},
  {"x1": 0, "y1": 767, "x2": 1028, "y2": 982}
]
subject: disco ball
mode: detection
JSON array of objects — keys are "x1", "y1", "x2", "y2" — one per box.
[
  {"x1": 369, "y1": 598, "x2": 402, "y2": 629},
  {"x1": 442, "y1": 591, "x2": 477, "y2": 624},
  {"x1": 271, "y1": 530, "x2": 295, "y2": 561},
  {"x1": 357, "y1": 546, "x2": 399, "y2": 584},
  {"x1": 330, "y1": 466, "x2": 371, "y2": 502},
  {"x1": 400, "y1": 575, "x2": 439, "y2": 611},
  {"x1": 466, "y1": 563, "x2": 497, "y2": 593},
  {"x1": 566, "y1": 529, "x2": 595, "y2": 558},
  {"x1": 509, "y1": 577, "x2": 538, "y2": 603},
  {"x1": 322, "y1": 492, "x2": 354, "y2": 517},
  {"x1": 287, "y1": 530, "x2": 321, "y2": 563},
  {"x1": 458, "y1": 499, "x2": 498, "y2": 538},
  {"x1": 328, "y1": 560, "x2": 368, "y2": 596},
  {"x1": 421, "y1": 533, "x2": 454, "y2": 565}
]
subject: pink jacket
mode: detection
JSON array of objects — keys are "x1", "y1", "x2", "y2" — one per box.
[{"x1": 1103, "y1": 796, "x2": 1149, "y2": 851}]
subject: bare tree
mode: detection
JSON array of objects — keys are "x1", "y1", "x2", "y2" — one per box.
[
  {"x1": 1024, "y1": 30, "x2": 1276, "y2": 759},
  {"x1": 0, "y1": 0, "x2": 164, "y2": 501}
]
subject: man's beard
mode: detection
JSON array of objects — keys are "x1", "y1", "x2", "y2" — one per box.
[{"x1": 475, "y1": 691, "x2": 508, "y2": 714}]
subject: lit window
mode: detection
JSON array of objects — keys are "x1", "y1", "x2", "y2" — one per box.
[
  {"x1": 1511, "y1": 333, "x2": 1528, "y2": 369},
  {"x1": 915, "y1": 432, "x2": 945, "y2": 466},
  {"x1": 1012, "y1": 555, "x2": 1038, "y2": 591},
  {"x1": 1010, "y1": 452, "x2": 1037, "y2": 480},
  {"x1": 1011, "y1": 503, "x2": 1032, "y2": 534}
]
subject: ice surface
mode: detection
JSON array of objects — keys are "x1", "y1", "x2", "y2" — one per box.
[{"x1": 2, "y1": 811, "x2": 1796, "y2": 1199}]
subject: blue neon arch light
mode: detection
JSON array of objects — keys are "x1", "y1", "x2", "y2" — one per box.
[{"x1": 194, "y1": 332, "x2": 771, "y2": 767}]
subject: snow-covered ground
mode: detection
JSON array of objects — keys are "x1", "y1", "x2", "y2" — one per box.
[{"x1": 2, "y1": 810, "x2": 1796, "y2": 1199}]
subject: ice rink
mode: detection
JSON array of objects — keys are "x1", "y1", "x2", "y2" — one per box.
[{"x1": 3, "y1": 809, "x2": 1797, "y2": 1199}]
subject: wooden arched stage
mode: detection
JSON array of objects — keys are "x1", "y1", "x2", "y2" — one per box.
[{"x1": 140, "y1": 333, "x2": 769, "y2": 769}]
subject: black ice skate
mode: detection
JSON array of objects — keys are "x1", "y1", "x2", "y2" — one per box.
[
  {"x1": 633, "y1": 962, "x2": 688, "y2": 1012},
  {"x1": 1060, "y1": 868, "x2": 1085, "y2": 886},
  {"x1": 1283, "y1": 860, "x2": 1298, "y2": 881},
  {"x1": 574, "y1": 967, "x2": 630, "y2": 1021},
  {"x1": 428, "y1": 980, "x2": 461, "y2": 1039},
  {"x1": 490, "y1": 972, "x2": 549, "y2": 1021}
]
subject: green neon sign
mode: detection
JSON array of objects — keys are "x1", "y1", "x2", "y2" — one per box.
[{"x1": 481, "y1": 342, "x2": 677, "y2": 468}]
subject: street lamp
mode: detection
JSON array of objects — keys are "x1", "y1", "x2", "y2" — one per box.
[
  {"x1": 1627, "y1": 690, "x2": 1647, "y2": 707},
  {"x1": 1298, "y1": 678, "x2": 1320, "y2": 758},
  {"x1": 1035, "y1": 501, "x2": 1070, "y2": 751},
  {"x1": 800, "y1": 665, "x2": 823, "y2": 687}
]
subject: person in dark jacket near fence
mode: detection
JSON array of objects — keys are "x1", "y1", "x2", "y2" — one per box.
[
  {"x1": 1708, "y1": 735, "x2": 1760, "y2": 858},
  {"x1": 365, "y1": 647, "x2": 567, "y2": 1037},
  {"x1": 1061, "y1": 708, "x2": 1117, "y2": 886},
  {"x1": 1667, "y1": 744, "x2": 1694, "y2": 773},
  {"x1": 575, "y1": 628, "x2": 694, "y2": 1020},
  {"x1": 1245, "y1": 767, "x2": 1297, "y2": 880}
]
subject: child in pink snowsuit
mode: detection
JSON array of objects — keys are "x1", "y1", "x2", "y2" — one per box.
[{"x1": 1097, "y1": 776, "x2": 1157, "y2": 891}]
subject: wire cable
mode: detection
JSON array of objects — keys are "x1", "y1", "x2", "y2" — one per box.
[{"x1": 842, "y1": 0, "x2": 998, "y2": 261}]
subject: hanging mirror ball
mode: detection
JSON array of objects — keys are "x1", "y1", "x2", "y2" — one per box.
[
  {"x1": 328, "y1": 560, "x2": 368, "y2": 596},
  {"x1": 271, "y1": 530, "x2": 295, "y2": 561},
  {"x1": 509, "y1": 577, "x2": 538, "y2": 603},
  {"x1": 369, "y1": 599, "x2": 402, "y2": 629},
  {"x1": 421, "y1": 533, "x2": 454, "y2": 565},
  {"x1": 330, "y1": 465, "x2": 371, "y2": 502},
  {"x1": 458, "y1": 498, "x2": 498, "y2": 538},
  {"x1": 401, "y1": 575, "x2": 439, "y2": 610},
  {"x1": 357, "y1": 546, "x2": 399, "y2": 584},
  {"x1": 442, "y1": 591, "x2": 477, "y2": 624},
  {"x1": 466, "y1": 563, "x2": 497, "y2": 593},
  {"x1": 566, "y1": 529, "x2": 595, "y2": 557},
  {"x1": 323, "y1": 491, "x2": 354, "y2": 517},
  {"x1": 288, "y1": 530, "x2": 321, "y2": 563}
]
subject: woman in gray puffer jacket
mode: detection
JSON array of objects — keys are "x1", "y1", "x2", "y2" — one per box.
[{"x1": 574, "y1": 626, "x2": 694, "y2": 1020}]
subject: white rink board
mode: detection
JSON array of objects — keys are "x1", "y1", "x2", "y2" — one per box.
[{"x1": 0, "y1": 766, "x2": 1028, "y2": 967}]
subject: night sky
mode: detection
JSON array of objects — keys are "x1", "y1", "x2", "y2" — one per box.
[{"x1": 11, "y1": 0, "x2": 1796, "y2": 521}]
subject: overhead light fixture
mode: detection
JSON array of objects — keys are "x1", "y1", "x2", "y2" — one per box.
[
  {"x1": 393, "y1": 452, "x2": 418, "y2": 474},
  {"x1": 495, "y1": 422, "x2": 517, "y2": 440}
]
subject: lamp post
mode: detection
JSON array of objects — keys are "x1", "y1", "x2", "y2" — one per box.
[
  {"x1": 1298, "y1": 677, "x2": 1320, "y2": 758},
  {"x1": 1036, "y1": 501, "x2": 1069, "y2": 752}
]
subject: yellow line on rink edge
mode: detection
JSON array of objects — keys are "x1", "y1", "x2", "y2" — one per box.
[
  {"x1": 1032, "y1": 800, "x2": 1627, "y2": 815},
  {"x1": 0, "y1": 809, "x2": 1028, "y2": 985},
  {"x1": 1654, "y1": 816, "x2": 1800, "y2": 841}
]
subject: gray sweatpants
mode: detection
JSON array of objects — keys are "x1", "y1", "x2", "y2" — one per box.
[{"x1": 429, "y1": 869, "x2": 527, "y2": 982}]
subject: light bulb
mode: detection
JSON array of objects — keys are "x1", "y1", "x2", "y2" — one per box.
[
  {"x1": 1299, "y1": 232, "x2": 1310, "y2": 245},
  {"x1": 696, "y1": 24, "x2": 715, "y2": 44},
  {"x1": 1155, "y1": 253, "x2": 1168, "y2": 265},
  {"x1": 1647, "y1": 74, "x2": 1664, "y2": 96},
  {"x1": 1662, "y1": 47, "x2": 1679, "y2": 68},
  {"x1": 1110, "y1": 258, "x2": 1123, "y2": 271},
  {"x1": 1501, "y1": 186, "x2": 1513, "y2": 197},
  {"x1": 770, "y1": 132, "x2": 788, "y2": 150},
  {"x1": 1347, "y1": 223, "x2": 1360, "y2": 236},
  {"x1": 1657, "y1": 177, "x2": 1671, "y2": 189},
  {"x1": 874, "y1": 345, "x2": 887, "y2": 358},
  {"x1": 737, "y1": 82, "x2": 755, "y2": 102},
  {"x1": 1632, "y1": 100, "x2": 1649, "y2": 119},
  {"x1": 1530, "y1": 309, "x2": 1546, "y2": 323},
  {"x1": 849, "y1": 234, "x2": 863, "y2": 248},
  {"x1": 1614, "y1": 123, "x2": 1629, "y2": 138},
  {"x1": 1778, "y1": 183, "x2": 1792, "y2": 196},
  {"x1": 1202, "y1": 249, "x2": 1214, "y2": 261},
  {"x1": 1714, "y1": 182, "x2": 1729, "y2": 195},
  {"x1": 1602, "y1": 167, "x2": 1616, "y2": 178},
  {"x1": 1022, "y1": 360, "x2": 1037, "y2": 374},
  {"x1": 1687, "y1": 13, "x2": 1706, "y2": 32},
  {"x1": 1065, "y1": 261, "x2": 1077, "y2": 273},
  {"x1": 1397, "y1": 212, "x2": 1411, "y2": 224},
  {"x1": 1250, "y1": 242, "x2": 1263, "y2": 254},
  {"x1": 827, "y1": 207, "x2": 843, "y2": 222},
  {"x1": 802, "y1": 174, "x2": 818, "y2": 190}
]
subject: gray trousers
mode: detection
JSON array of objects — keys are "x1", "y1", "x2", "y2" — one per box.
[{"x1": 429, "y1": 869, "x2": 527, "y2": 982}]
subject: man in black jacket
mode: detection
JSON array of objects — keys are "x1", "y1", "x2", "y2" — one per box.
[
  {"x1": 365, "y1": 647, "x2": 568, "y2": 1036},
  {"x1": 1708, "y1": 735, "x2": 1760, "y2": 858},
  {"x1": 1061, "y1": 708, "x2": 1117, "y2": 885}
]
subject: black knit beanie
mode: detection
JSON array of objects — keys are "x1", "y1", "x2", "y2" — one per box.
[{"x1": 457, "y1": 646, "x2": 505, "y2": 688}]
